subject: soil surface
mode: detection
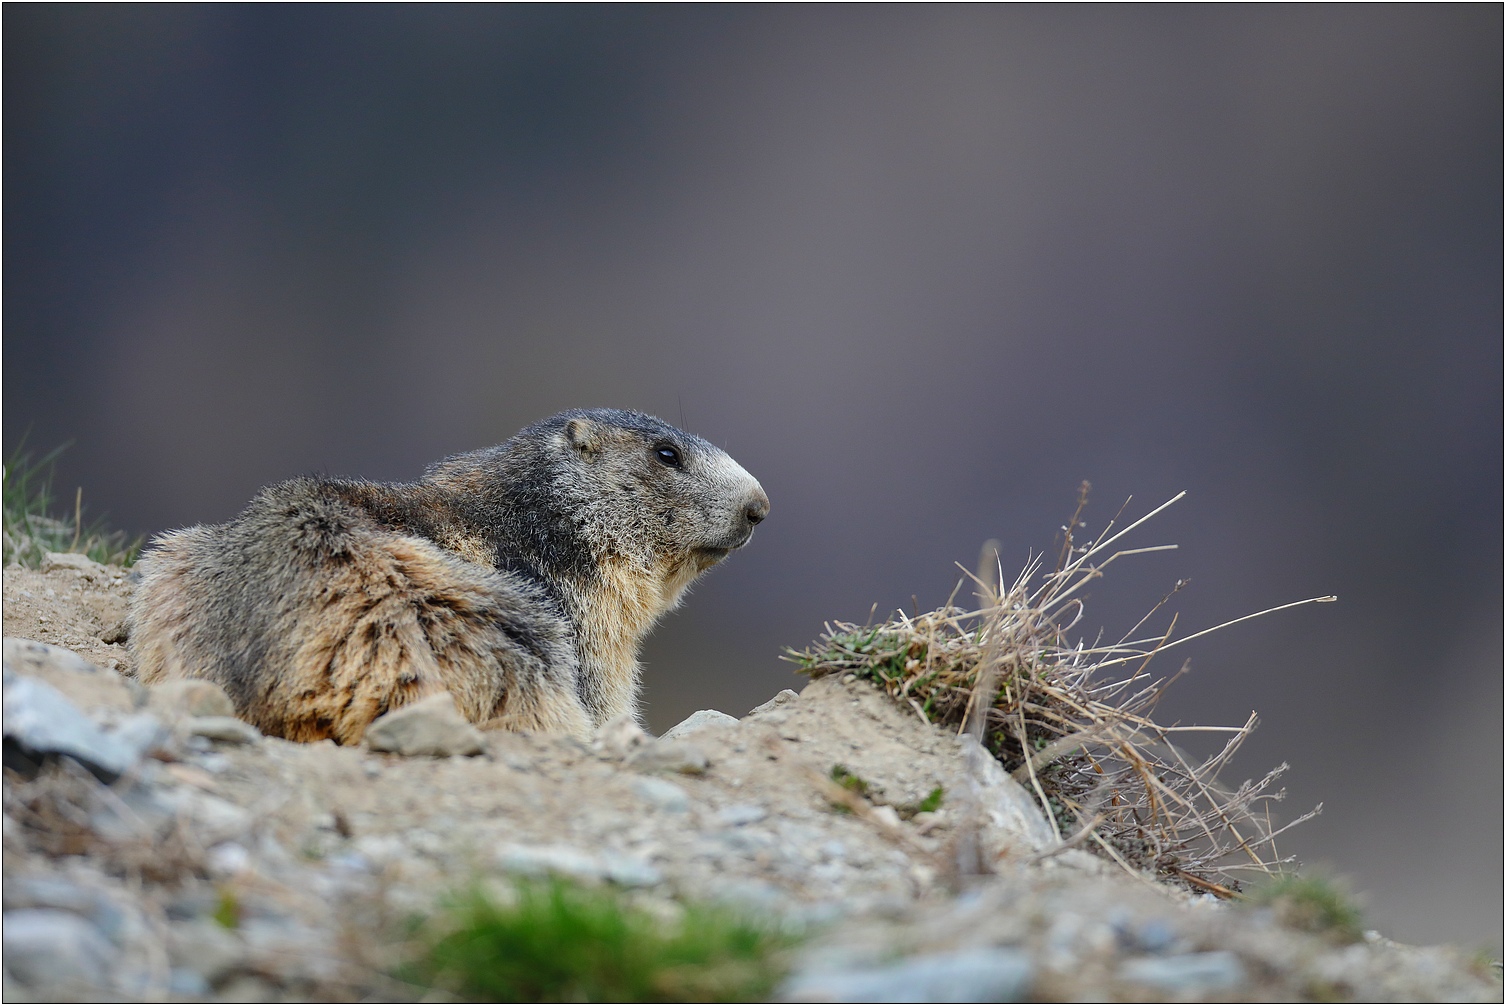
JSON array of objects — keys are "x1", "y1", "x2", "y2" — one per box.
[{"x1": 2, "y1": 557, "x2": 1499, "y2": 1002}]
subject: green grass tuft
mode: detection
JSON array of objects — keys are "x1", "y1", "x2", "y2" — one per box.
[
  {"x1": 402, "y1": 879, "x2": 793, "y2": 1003},
  {"x1": 902, "y1": 785, "x2": 945, "y2": 817},
  {"x1": 2, "y1": 439, "x2": 141, "y2": 568},
  {"x1": 828, "y1": 764, "x2": 871, "y2": 797},
  {"x1": 1251, "y1": 874, "x2": 1364, "y2": 943}
]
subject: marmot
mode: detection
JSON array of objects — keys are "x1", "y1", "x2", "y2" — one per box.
[{"x1": 128, "y1": 409, "x2": 768, "y2": 744}]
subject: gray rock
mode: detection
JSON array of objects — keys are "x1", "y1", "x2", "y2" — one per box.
[
  {"x1": 167, "y1": 920, "x2": 247, "y2": 985},
  {"x1": 167, "y1": 968, "x2": 210, "y2": 997},
  {"x1": 960, "y1": 737, "x2": 1056, "y2": 851},
  {"x1": 41, "y1": 552, "x2": 111, "y2": 578},
  {"x1": 749, "y1": 689, "x2": 801, "y2": 715},
  {"x1": 1119, "y1": 950, "x2": 1246, "y2": 993},
  {"x1": 2, "y1": 875, "x2": 132, "y2": 946},
  {"x1": 154, "y1": 788, "x2": 253, "y2": 845},
  {"x1": 601, "y1": 853, "x2": 665, "y2": 888},
  {"x1": 626, "y1": 738, "x2": 709, "y2": 775},
  {"x1": 364, "y1": 692, "x2": 485, "y2": 757},
  {"x1": 782, "y1": 947, "x2": 1034, "y2": 1003},
  {"x1": 107, "y1": 712, "x2": 174, "y2": 759},
  {"x1": 185, "y1": 716, "x2": 262, "y2": 745},
  {"x1": 716, "y1": 803, "x2": 769, "y2": 826},
  {"x1": 149, "y1": 679, "x2": 236, "y2": 719},
  {"x1": 495, "y1": 843, "x2": 662, "y2": 887},
  {"x1": 2, "y1": 908, "x2": 116, "y2": 994},
  {"x1": 662, "y1": 708, "x2": 739, "y2": 740},
  {"x1": 631, "y1": 776, "x2": 690, "y2": 812},
  {"x1": 3, "y1": 636, "x2": 103, "y2": 677},
  {"x1": 2, "y1": 670, "x2": 141, "y2": 781}
]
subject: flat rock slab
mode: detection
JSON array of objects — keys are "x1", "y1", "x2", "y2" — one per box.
[
  {"x1": 363, "y1": 692, "x2": 484, "y2": 757},
  {"x1": 2, "y1": 671, "x2": 144, "y2": 781}
]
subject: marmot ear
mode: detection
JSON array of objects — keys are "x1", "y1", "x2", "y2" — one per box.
[{"x1": 564, "y1": 417, "x2": 604, "y2": 458}]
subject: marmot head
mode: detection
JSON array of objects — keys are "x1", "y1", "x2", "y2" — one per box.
[
  {"x1": 425, "y1": 409, "x2": 768, "y2": 589},
  {"x1": 549, "y1": 408, "x2": 769, "y2": 576}
]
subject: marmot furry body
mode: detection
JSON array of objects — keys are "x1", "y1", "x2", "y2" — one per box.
[{"x1": 129, "y1": 409, "x2": 768, "y2": 744}]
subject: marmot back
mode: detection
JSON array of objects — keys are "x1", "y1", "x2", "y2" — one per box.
[{"x1": 129, "y1": 409, "x2": 769, "y2": 744}]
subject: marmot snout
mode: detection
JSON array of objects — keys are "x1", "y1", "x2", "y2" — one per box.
[{"x1": 129, "y1": 409, "x2": 768, "y2": 744}]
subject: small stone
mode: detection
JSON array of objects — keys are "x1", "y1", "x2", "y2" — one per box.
[
  {"x1": 626, "y1": 739, "x2": 709, "y2": 775},
  {"x1": 593, "y1": 714, "x2": 650, "y2": 760},
  {"x1": 495, "y1": 843, "x2": 662, "y2": 888},
  {"x1": 661, "y1": 708, "x2": 739, "y2": 740},
  {"x1": 1119, "y1": 950, "x2": 1245, "y2": 993},
  {"x1": 100, "y1": 621, "x2": 130, "y2": 644},
  {"x1": 206, "y1": 842, "x2": 252, "y2": 877},
  {"x1": 781, "y1": 947, "x2": 1033, "y2": 1003},
  {"x1": 2, "y1": 908, "x2": 116, "y2": 994},
  {"x1": 716, "y1": 803, "x2": 768, "y2": 826},
  {"x1": 149, "y1": 679, "x2": 235, "y2": 719},
  {"x1": 167, "y1": 969, "x2": 210, "y2": 997},
  {"x1": 631, "y1": 776, "x2": 690, "y2": 812},
  {"x1": 167, "y1": 920, "x2": 247, "y2": 984},
  {"x1": 107, "y1": 712, "x2": 174, "y2": 759},
  {"x1": 364, "y1": 692, "x2": 485, "y2": 757},
  {"x1": 748, "y1": 689, "x2": 801, "y2": 715},
  {"x1": 3, "y1": 636, "x2": 103, "y2": 677},
  {"x1": 601, "y1": 853, "x2": 664, "y2": 888},
  {"x1": 41, "y1": 552, "x2": 111, "y2": 578},
  {"x1": 497, "y1": 843, "x2": 605, "y2": 880},
  {"x1": 217, "y1": 976, "x2": 277, "y2": 1003},
  {"x1": 185, "y1": 716, "x2": 262, "y2": 745}
]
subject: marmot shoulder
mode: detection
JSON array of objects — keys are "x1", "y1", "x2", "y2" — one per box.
[{"x1": 128, "y1": 409, "x2": 769, "y2": 744}]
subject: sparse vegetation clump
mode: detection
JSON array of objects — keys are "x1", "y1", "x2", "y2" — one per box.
[
  {"x1": 786, "y1": 483, "x2": 1331, "y2": 893},
  {"x1": 2, "y1": 441, "x2": 140, "y2": 567},
  {"x1": 1252, "y1": 874, "x2": 1365, "y2": 943},
  {"x1": 403, "y1": 879, "x2": 793, "y2": 1003}
]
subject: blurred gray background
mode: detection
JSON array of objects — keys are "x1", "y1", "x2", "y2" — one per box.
[{"x1": 5, "y1": 6, "x2": 1500, "y2": 949}]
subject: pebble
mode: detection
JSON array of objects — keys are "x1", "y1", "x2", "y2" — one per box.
[
  {"x1": 781, "y1": 946, "x2": 1034, "y2": 1003},
  {"x1": 631, "y1": 775, "x2": 690, "y2": 812},
  {"x1": 626, "y1": 738, "x2": 709, "y2": 774},
  {"x1": 149, "y1": 679, "x2": 236, "y2": 719},
  {"x1": 661, "y1": 708, "x2": 739, "y2": 740},
  {"x1": 716, "y1": 803, "x2": 769, "y2": 826},
  {"x1": 167, "y1": 919, "x2": 248, "y2": 984},
  {"x1": 495, "y1": 842, "x2": 663, "y2": 888},
  {"x1": 1119, "y1": 950, "x2": 1246, "y2": 992},
  {"x1": 363, "y1": 692, "x2": 485, "y2": 757},
  {"x1": 185, "y1": 716, "x2": 262, "y2": 745},
  {"x1": 2, "y1": 908, "x2": 116, "y2": 994},
  {"x1": 593, "y1": 714, "x2": 651, "y2": 760}
]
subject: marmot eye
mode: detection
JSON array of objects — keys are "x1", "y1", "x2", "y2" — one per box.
[{"x1": 655, "y1": 445, "x2": 682, "y2": 468}]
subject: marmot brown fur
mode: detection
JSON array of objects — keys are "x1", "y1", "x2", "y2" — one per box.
[{"x1": 128, "y1": 409, "x2": 769, "y2": 744}]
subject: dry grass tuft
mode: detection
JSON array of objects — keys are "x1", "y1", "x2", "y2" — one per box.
[
  {"x1": 2, "y1": 759, "x2": 208, "y2": 885},
  {"x1": 2, "y1": 439, "x2": 142, "y2": 568},
  {"x1": 785, "y1": 483, "x2": 1330, "y2": 893}
]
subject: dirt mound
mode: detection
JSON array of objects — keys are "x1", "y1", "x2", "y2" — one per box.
[{"x1": 2, "y1": 562, "x2": 1497, "y2": 1002}]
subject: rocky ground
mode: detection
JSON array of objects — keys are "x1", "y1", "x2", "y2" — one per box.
[{"x1": 2, "y1": 555, "x2": 1500, "y2": 1002}]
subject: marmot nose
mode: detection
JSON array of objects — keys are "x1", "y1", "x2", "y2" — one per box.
[{"x1": 744, "y1": 492, "x2": 769, "y2": 526}]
